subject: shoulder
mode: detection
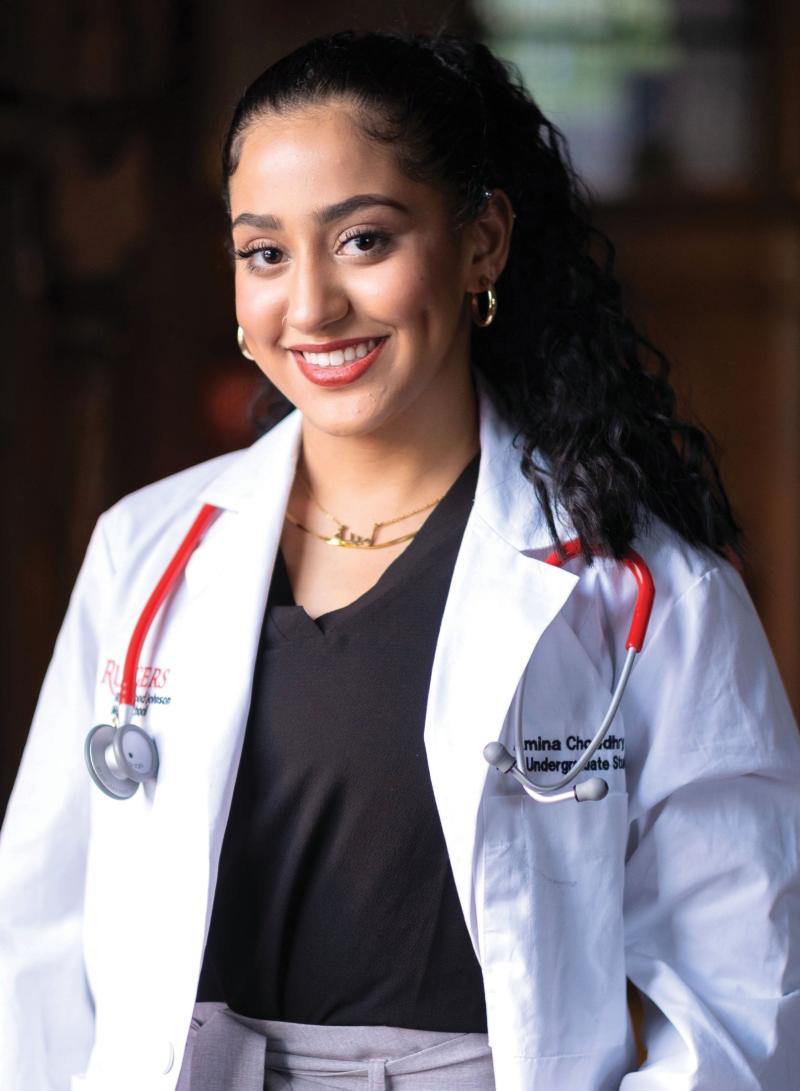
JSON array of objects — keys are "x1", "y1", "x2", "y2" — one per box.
[
  {"x1": 553, "y1": 518, "x2": 730, "y2": 665},
  {"x1": 624, "y1": 518, "x2": 768, "y2": 688},
  {"x1": 94, "y1": 448, "x2": 245, "y2": 578},
  {"x1": 629, "y1": 519, "x2": 759, "y2": 661},
  {"x1": 633, "y1": 519, "x2": 740, "y2": 626},
  {"x1": 619, "y1": 521, "x2": 800, "y2": 799},
  {"x1": 559, "y1": 516, "x2": 745, "y2": 645},
  {"x1": 99, "y1": 410, "x2": 302, "y2": 564},
  {"x1": 104, "y1": 448, "x2": 242, "y2": 532}
]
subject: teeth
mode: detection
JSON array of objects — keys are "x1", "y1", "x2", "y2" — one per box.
[{"x1": 300, "y1": 338, "x2": 378, "y2": 367}]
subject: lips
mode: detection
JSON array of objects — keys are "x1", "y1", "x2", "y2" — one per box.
[{"x1": 290, "y1": 336, "x2": 388, "y2": 388}]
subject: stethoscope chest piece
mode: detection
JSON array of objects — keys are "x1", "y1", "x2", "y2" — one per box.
[{"x1": 85, "y1": 722, "x2": 159, "y2": 800}]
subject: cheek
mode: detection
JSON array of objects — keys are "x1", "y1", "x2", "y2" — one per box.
[
  {"x1": 354, "y1": 252, "x2": 461, "y2": 333},
  {"x1": 235, "y1": 272, "x2": 283, "y2": 332},
  {"x1": 355, "y1": 274, "x2": 426, "y2": 327}
]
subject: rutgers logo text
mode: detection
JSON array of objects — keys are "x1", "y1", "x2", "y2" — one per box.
[{"x1": 101, "y1": 659, "x2": 171, "y2": 698}]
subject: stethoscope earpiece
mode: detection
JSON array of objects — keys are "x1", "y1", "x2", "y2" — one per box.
[
  {"x1": 85, "y1": 723, "x2": 159, "y2": 800},
  {"x1": 573, "y1": 777, "x2": 609, "y2": 803},
  {"x1": 482, "y1": 741, "x2": 515, "y2": 773}
]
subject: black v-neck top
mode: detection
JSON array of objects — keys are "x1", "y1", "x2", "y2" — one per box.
[{"x1": 197, "y1": 455, "x2": 487, "y2": 1032}]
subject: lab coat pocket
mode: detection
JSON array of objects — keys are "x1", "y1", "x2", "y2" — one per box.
[{"x1": 481, "y1": 790, "x2": 629, "y2": 1060}]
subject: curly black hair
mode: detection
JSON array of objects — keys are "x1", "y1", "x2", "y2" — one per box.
[{"x1": 222, "y1": 30, "x2": 741, "y2": 561}]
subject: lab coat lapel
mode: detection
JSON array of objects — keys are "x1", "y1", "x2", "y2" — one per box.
[
  {"x1": 192, "y1": 411, "x2": 303, "y2": 832},
  {"x1": 151, "y1": 411, "x2": 304, "y2": 892},
  {"x1": 424, "y1": 395, "x2": 578, "y2": 946}
]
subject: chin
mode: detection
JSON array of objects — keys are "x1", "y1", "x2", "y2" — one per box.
[
  {"x1": 293, "y1": 382, "x2": 406, "y2": 439},
  {"x1": 301, "y1": 403, "x2": 390, "y2": 439}
]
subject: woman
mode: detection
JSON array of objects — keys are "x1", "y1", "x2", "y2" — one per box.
[{"x1": 1, "y1": 29, "x2": 799, "y2": 1091}]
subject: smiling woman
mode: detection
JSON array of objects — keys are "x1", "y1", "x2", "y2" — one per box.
[{"x1": 1, "y1": 28, "x2": 799, "y2": 1091}]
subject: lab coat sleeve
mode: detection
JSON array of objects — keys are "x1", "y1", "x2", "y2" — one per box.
[
  {"x1": 0, "y1": 516, "x2": 115, "y2": 1091},
  {"x1": 620, "y1": 563, "x2": 800, "y2": 1090}
]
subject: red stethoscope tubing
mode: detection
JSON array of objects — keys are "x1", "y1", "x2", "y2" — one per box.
[
  {"x1": 545, "y1": 540, "x2": 655, "y2": 651},
  {"x1": 118, "y1": 503, "x2": 221, "y2": 712}
]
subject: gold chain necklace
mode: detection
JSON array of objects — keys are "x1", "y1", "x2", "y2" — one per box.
[{"x1": 285, "y1": 477, "x2": 446, "y2": 549}]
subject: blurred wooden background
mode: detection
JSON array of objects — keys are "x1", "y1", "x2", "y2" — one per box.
[{"x1": 2, "y1": 0, "x2": 798, "y2": 815}]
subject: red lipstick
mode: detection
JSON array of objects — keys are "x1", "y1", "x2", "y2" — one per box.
[
  {"x1": 289, "y1": 335, "x2": 379, "y2": 353},
  {"x1": 291, "y1": 336, "x2": 388, "y2": 388}
]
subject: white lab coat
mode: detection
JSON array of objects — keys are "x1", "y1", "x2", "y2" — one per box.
[{"x1": 1, "y1": 392, "x2": 799, "y2": 1091}]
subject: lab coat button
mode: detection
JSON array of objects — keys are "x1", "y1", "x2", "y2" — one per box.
[{"x1": 158, "y1": 1040, "x2": 175, "y2": 1074}]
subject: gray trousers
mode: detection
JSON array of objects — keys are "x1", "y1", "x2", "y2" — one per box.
[{"x1": 176, "y1": 1002, "x2": 496, "y2": 1090}]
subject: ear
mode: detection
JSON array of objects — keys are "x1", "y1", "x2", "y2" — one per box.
[{"x1": 464, "y1": 188, "x2": 515, "y2": 293}]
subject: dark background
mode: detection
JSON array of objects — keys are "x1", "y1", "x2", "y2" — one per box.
[{"x1": 2, "y1": 0, "x2": 799, "y2": 815}]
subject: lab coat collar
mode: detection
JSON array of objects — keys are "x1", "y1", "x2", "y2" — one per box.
[
  {"x1": 471, "y1": 387, "x2": 569, "y2": 553},
  {"x1": 196, "y1": 407, "x2": 304, "y2": 513},
  {"x1": 194, "y1": 384, "x2": 567, "y2": 553}
]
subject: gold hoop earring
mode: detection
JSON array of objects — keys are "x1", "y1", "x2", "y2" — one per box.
[
  {"x1": 470, "y1": 285, "x2": 497, "y2": 328},
  {"x1": 237, "y1": 325, "x2": 255, "y2": 361}
]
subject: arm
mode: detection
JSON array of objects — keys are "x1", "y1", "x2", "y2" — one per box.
[
  {"x1": 0, "y1": 516, "x2": 115, "y2": 1091},
  {"x1": 620, "y1": 563, "x2": 800, "y2": 1089}
]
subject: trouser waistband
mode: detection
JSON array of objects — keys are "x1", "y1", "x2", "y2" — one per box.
[{"x1": 176, "y1": 1001, "x2": 495, "y2": 1090}]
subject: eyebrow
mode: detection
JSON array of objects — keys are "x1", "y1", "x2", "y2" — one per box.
[{"x1": 230, "y1": 194, "x2": 409, "y2": 232}]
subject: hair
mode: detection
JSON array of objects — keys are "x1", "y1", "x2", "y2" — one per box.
[{"x1": 221, "y1": 30, "x2": 742, "y2": 561}]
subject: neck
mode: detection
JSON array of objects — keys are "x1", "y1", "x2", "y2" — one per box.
[{"x1": 298, "y1": 373, "x2": 479, "y2": 523}]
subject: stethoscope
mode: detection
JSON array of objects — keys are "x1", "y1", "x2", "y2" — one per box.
[
  {"x1": 483, "y1": 540, "x2": 654, "y2": 803},
  {"x1": 85, "y1": 508, "x2": 654, "y2": 804}
]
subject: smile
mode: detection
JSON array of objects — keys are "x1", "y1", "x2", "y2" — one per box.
[
  {"x1": 290, "y1": 336, "x2": 389, "y2": 388},
  {"x1": 299, "y1": 338, "x2": 378, "y2": 368}
]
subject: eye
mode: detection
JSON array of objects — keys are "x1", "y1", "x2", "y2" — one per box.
[
  {"x1": 338, "y1": 228, "x2": 392, "y2": 256},
  {"x1": 233, "y1": 244, "x2": 285, "y2": 270}
]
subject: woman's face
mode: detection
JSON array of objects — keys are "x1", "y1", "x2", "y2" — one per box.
[{"x1": 228, "y1": 101, "x2": 489, "y2": 440}]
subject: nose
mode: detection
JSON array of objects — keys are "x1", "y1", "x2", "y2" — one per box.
[{"x1": 284, "y1": 252, "x2": 349, "y2": 335}]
